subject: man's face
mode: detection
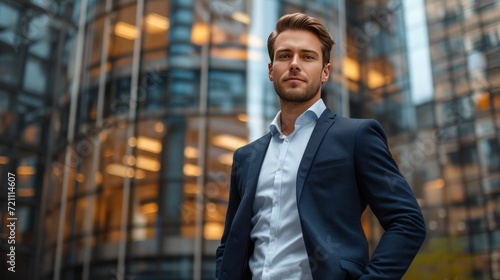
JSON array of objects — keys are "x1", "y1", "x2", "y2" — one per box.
[{"x1": 268, "y1": 29, "x2": 330, "y2": 104}]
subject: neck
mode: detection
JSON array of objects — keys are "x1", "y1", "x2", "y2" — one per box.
[{"x1": 279, "y1": 97, "x2": 319, "y2": 135}]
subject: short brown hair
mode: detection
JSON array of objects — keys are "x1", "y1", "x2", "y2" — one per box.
[{"x1": 267, "y1": 13, "x2": 335, "y2": 66}]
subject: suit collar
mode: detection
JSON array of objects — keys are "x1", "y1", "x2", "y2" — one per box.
[
  {"x1": 296, "y1": 108, "x2": 337, "y2": 200},
  {"x1": 243, "y1": 108, "x2": 336, "y2": 202}
]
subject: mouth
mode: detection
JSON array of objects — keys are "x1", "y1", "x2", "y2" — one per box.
[{"x1": 285, "y1": 77, "x2": 305, "y2": 82}]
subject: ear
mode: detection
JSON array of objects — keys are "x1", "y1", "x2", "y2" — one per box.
[
  {"x1": 268, "y1": 62, "x2": 273, "y2": 81},
  {"x1": 321, "y1": 63, "x2": 331, "y2": 83}
]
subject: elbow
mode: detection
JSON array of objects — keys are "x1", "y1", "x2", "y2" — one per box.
[{"x1": 415, "y1": 213, "x2": 427, "y2": 245}]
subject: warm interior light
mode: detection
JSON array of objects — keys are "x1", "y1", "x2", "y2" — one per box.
[
  {"x1": 218, "y1": 153, "x2": 233, "y2": 166},
  {"x1": 123, "y1": 155, "x2": 136, "y2": 166},
  {"x1": 206, "y1": 202, "x2": 217, "y2": 212},
  {"x1": 425, "y1": 178, "x2": 445, "y2": 190},
  {"x1": 212, "y1": 134, "x2": 248, "y2": 151},
  {"x1": 136, "y1": 155, "x2": 160, "y2": 172},
  {"x1": 237, "y1": 114, "x2": 248, "y2": 122},
  {"x1": 17, "y1": 166, "x2": 35, "y2": 175},
  {"x1": 76, "y1": 173, "x2": 85, "y2": 183},
  {"x1": 344, "y1": 57, "x2": 360, "y2": 81},
  {"x1": 184, "y1": 183, "x2": 198, "y2": 195},
  {"x1": 18, "y1": 188, "x2": 35, "y2": 197},
  {"x1": 210, "y1": 25, "x2": 226, "y2": 44},
  {"x1": 126, "y1": 167, "x2": 135, "y2": 178},
  {"x1": 475, "y1": 91, "x2": 490, "y2": 111},
  {"x1": 104, "y1": 149, "x2": 114, "y2": 157},
  {"x1": 211, "y1": 48, "x2": 248, "y2": 60},
  {"x1": 99, "y1": 131, "x2": 108, "y2": 141},
  {"x1": 191, "y1": 22, "x2": 210, "y2": 45},
  {"x1": 367, "y1": 69, "x2": 385, "y2": 89},
  {"x1": 135, "y1": 169, "x2": 146, "y2": 179},
  {"x1": 106, "y1": 163, "x2": 145, "y2": 179},
  {"x1": 0, "y1": 156, "x2": 9, "y2": 164},
  {"x1": 90, "y1": 62, "x2": 112, "y2": 78},
  {"x1": 184, "y1": 146, "x2": 199, "y2": 159},
  {"x1": 204, "y1": 222, "x2": 224, "y2": 240},
  {"x1": 114, "y1": 21, "x2": 138, "y2": 40},
  {"x1": 137, "y1": 136, "x2": 162, "y2": 153},
  {"x1": 232, "y1": 12, "x2": 250, "y2": 25},
  {"x1": 154, "y1": 122, "x2": 164, "y2": 133},
  {"x1": 129, "y1": 137, "x2": 137, "y2": 147},
  {"x1": 95, "y1": 171, "x2": 103, "y2": 184},
  {"x1": 184, "y1": 163, "x2": 201, "y2": 177},
  {"x1": 140, "y1": 202, "x2": 158, "y2": 214},
  {"x1": 145, "y1": 13, "x2": 170, "y2": 33}
]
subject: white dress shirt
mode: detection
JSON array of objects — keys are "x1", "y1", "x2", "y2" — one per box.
[{"x1": 249, "y1": 99, "x2": 326, "y2": 280}]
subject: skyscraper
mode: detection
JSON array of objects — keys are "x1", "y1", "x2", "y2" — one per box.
[{"x1": 0, "y1": 0, "x2": 499, "y2": 279}]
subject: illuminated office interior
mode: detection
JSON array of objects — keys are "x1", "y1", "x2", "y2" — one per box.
[{"x1": 0, "y1": 0, "x2": 499, "y2": 279}]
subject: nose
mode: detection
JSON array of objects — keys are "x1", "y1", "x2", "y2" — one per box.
[{"x1": 289, "y1": 54, "x2": 301, "y2": 71}]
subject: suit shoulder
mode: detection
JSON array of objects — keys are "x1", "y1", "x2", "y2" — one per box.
[{"x1": 334, "y1": 116, "x2": 382, "y2": 130}]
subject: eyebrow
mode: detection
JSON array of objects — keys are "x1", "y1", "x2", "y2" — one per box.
[{"x1": 275, "y1": 48, "x2": 319, "y2": 55}]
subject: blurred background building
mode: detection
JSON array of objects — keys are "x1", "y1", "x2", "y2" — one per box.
[{"x1": 0, "y1": 0, "x2": 499, "y2": 279}]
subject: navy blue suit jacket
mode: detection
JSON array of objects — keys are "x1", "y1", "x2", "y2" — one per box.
[{"x1": 215, "y1": 109, "x2": 426, "y2": 279}]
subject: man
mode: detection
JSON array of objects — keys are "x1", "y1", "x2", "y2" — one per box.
[{"x1": 215, "y1": 13, "x2": 425, "y2": 280}]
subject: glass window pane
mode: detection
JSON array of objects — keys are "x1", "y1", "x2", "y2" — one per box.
[
  {"x1": 0, "y1": 51, "x2": 20, "y2": 85},
  {"x1": 208, "y1": 70, "x2": 246, "y2": 112},
  {"x1": 0, "y1": 91, "x2": 12, "y2": 136},
  {"x1": 482, "y1": 138, "x2": 500, "y2": 172},
  {"x1": 16, "y1": 154, "x2": 38, "y2": 198},
  {"x1": 0, "y1": 145, "x2": 9, "y2": 188},
  {"x1": 143, "y1": 0, "x2": 170, "y2": 51},
  {"x1": 204, "y1": 116, "x2": 248, "y2": 241},
  {"x1": 23, "y1": 57, "x2": 47, "y2": 94},
  {"x1": 26, "y1": 12, "x2": 51, "y2": 58},
  {"x1": 17, "y1": 206, "x2": 34, "y2": 246}
]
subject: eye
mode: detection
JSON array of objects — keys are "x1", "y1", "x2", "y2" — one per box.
[
  {"x1": 303, "y1": 55, "x2": 315, "y2": 60},
  {"x1": 278, "y1": 53, "x2": 290, "y2": 59}
]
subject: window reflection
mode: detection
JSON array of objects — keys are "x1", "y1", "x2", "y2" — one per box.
[
  {"x1": 143, "y1": 0, "x2": 170, "y2": 52},
  {"x1": 0, "y1": 91, "x2": 11, "y2": 136},
  {"x1": 482, "y1": 138, "x2": 500, "y2": 172},
  {"x1": 14, "y1": 0, "x2": 499, "y2": 278},
  {"x1": 208, "y1": 70, "x2": 246, "y2": 111},
  {"x1": 98, "y1": 186, "x2": 124, "y2": 245},
  {"x1": 448, "y1": 205, "x2": 468, "y2": 234},
  {"x1": 16, "y1": 155, "x2": 38, "y2": 197},
  {"x1": 131, "y1": 184, "x2": 158, "y2": 241},
  {"x1": 87, "y1": 17, "x2": 105, "y2": 78},
  {"x1": 110, "y1": 4, "x2": 137, "y2": 78},
  {"x1": 204, "y1": 116, "x2": 248, "y2": 240},
  {"x1": 24, "y1": 58, "x2": 47, "y2": 94}
]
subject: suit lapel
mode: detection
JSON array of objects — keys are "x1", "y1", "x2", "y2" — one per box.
[
  {"x1": 296, "y1": 109, "x2": 336, "y2": 200},
  {"x1": 244, "y1": 133, "x2": 272, "y2": 198}
]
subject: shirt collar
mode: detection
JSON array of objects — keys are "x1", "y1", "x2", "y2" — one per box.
[{"x1": 269, "y1": 99, "x2": 327, "y2": 136}]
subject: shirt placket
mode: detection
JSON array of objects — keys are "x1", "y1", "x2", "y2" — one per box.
[{"x1": 263, "y1": 135, "x2": 290, "y2": 279}]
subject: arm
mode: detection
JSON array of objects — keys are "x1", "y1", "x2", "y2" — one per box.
[
  {"x1": 354, "y1": 120, "x2": 426, "y2": 279},
  {"x1": 215, "y1": 150, "x2": 242, "y2": 279}
]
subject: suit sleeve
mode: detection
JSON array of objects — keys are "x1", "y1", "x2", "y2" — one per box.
[
  {"x1": 354, "y1": 120, "x2": 426, "y2": 279},
  {"x1": 215, "y1": 149, "x2": 242, "y2": 279}
]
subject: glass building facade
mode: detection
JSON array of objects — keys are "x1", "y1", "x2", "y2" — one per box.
[{"x1": 0, "y1": 0, "x2": 499, "y2": 279}]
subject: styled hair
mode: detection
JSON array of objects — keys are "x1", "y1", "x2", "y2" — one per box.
[{"x1": 267, "y1": 13, "x2": 335, "y2": 67}]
